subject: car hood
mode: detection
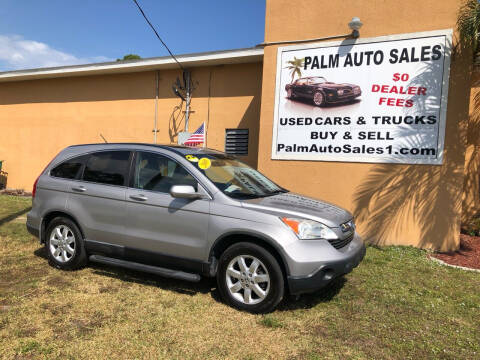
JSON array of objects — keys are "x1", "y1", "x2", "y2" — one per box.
[
  {"x1": 240, "y1": 192, "x2": 352, "y2": 228},
  {"x1": 317, "y1": 83, "x2": 356, "y2": 90}
]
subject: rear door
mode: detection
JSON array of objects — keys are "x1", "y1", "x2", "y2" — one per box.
[
  {"x1": 123, "y1": 151, "x2": 210, "y2": 268},
  {"x1": 66, "y1": 150, "x2": 132, "y2": 246}
]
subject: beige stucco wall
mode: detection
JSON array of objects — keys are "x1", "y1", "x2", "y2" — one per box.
[
  {"x1": 257, "y1": 0, "x2": 472, "y2": 251},
  {"x1": 0, "y1": 62, "x2": 263, "y2": 190},
  {"x1": 462, "y1": 70, "x2": 480, "y2": 223}
]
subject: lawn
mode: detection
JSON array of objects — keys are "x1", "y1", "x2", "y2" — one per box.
[{"x1": 0, "y1": 195, "x2": 479, "y2": 359}]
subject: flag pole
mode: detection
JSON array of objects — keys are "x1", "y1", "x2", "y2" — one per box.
[{"x1": 203, "y1": 121, "x2": 207, "y2": 148}]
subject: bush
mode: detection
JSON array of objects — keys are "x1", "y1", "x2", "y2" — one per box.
[{"x1": 462, "y1": 215, "x2": 480, "y2": 236}]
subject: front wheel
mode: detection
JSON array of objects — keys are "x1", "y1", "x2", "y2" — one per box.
[
  {"x1": 313, "y1": 91, "x2": 325, "y2": 106},
  {"x1": 217, "y1": 242, "x2": 284, "y2": 313}
]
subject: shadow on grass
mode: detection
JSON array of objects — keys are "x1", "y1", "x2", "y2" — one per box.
[
  {"x1": 34, "y1": 246, "x2": 216, "y2": 297},
  {"x1": 277, "y1": 277, "x2": 347, "y2": 311},
  {"x1": 0, "y1": 206, "x2": 31, "y2": 227},
  {"x1": 33, "y1": 245, "x2": 346, "y2": 310},
  {"x1": 91, "y1": 264, "x2": 216, "y2": 297},
  {"x1": 33, "y1": 247, "x2": 48, "y2": 259}
]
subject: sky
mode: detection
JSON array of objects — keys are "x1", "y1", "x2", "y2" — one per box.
[{"x1": 0, "y1": 0, "x2": 266, "y2": 71}]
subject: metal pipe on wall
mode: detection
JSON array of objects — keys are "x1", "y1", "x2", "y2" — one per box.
[
  {"x1": 184, "y1": 70, "x2": 191, "y2": 132},
  {"x1": 154, "y1": 70, "x2": 159, "y2": 143}
]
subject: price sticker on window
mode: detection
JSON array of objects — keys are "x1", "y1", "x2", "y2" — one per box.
[
  {"x1": 185, "y1": 155, "x2": 199, "y2": 162},
  {"x1": 198, "y1": 157, "x2": 211, "y2": 170}
]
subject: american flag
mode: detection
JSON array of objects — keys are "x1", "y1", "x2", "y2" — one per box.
[{"x1": 184, "y1": 122, "x2": 205, "y2": 147}]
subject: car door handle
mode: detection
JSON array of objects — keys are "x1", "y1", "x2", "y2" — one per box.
[
  {"x1": 71, "y1": 186, "x2": 86, "y2": 192},
  {"x1": 129, "y1": 194, "x2": 148, "y2": 201}
]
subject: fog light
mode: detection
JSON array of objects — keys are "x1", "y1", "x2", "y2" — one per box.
[{"x1": 323, "y1": 269, "x2": 334, "y2": 281}]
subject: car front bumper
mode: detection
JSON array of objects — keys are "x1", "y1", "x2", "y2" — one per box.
[
  {"x1": 326, "y1": 92, "x2": 361, "y2": 103},
  {"x1": 286, "y1": 239, "x2": 366, "y2": 295}
]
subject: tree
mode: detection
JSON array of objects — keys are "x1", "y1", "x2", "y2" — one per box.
[
  {"x1": 116, "y1": 54, "x2": 142, "y2": 61},
  {"x1": 285, "y1": 57, "x2": 304, "y2": 83},
  {"x1": 457, "y1": 0, "x2": 480, "y2": 64}
]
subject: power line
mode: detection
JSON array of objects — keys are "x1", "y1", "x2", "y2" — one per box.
[{"x1": 131, "y1": 0, "x2": 184, "y2": 71}]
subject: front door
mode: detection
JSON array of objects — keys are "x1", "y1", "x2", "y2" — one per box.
[{"x1": 123, "y1": 151, "x2": 210, "y2": 271}]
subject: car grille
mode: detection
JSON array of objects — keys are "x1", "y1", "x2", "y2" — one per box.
[
  {"x1": 338, "y1": 89, "x2": 353, "y2": 98},
  {"x1": 328, "y1": 234, "x2": 354, "y2": 249}
]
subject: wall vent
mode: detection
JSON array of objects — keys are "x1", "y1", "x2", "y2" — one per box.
[{"x1": 225, "y1": 129, "x2": 249, "y2": 155}]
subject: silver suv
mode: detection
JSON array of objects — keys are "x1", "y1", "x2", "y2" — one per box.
[{"x1": 26, "y1": 143, "x2": 365, "y2": 313}]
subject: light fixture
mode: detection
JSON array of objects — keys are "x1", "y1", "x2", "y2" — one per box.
[
  {"x1": 257, "y1": 17, "x2": 364, "y2": 47},
  {"x1": 348, "y1": 17, "x2": 363, "y2": 38}
]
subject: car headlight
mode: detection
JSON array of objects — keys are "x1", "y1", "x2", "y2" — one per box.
[
  {"x1": 281, "y1": 217, "x2": 338, "y2": 240},
  {"x1": 337, "y1": 89, "x2": 344, "y2": 95}
]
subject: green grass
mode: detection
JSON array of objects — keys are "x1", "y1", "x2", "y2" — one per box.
[{"x1": 0, "y1": 195, "x2": 479, "y2": 359}]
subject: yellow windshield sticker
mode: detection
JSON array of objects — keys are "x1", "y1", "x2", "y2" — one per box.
[
  {"x1": 185, "y1": 155, "x2": 199, "y2": 162},
  {"x1": 198, "y1": 157, "x2": 211, "y2": 170}
]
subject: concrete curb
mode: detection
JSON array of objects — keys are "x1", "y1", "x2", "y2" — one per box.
[{"x1": 428, "y1": 256, "x2": 480, "y2": 273}]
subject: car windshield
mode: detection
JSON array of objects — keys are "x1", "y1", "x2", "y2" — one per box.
[
  {"x1": 186, "y1": 153, "x2": 287, "y2": 199},
  {"x1": 309, "y1": 76, "x2": 327, "y2": 84}
]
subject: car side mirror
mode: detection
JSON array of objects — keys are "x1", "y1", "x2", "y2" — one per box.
[{"x1": 170, "y1": 185, "x2": 202, "y2": 199}]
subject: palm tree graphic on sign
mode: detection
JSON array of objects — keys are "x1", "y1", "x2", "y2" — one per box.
[{"x1": 285, "y1": 57, "x2": 305, "y2": 83}]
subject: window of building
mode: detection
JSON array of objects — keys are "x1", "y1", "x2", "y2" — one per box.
[
  {"x1": 133, "y1": 151, "x2": 197, "y2": 193},
  {"x1": 82, "y1": 151, "x2": 131, "y2": 186},
  {"x1": 225, "y1": 129, "x2": 249, "y2": 156}
]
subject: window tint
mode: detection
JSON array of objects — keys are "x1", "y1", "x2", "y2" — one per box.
[
  {"x1": 134, "y1": 152, "x2": 197, "y2": 193},
  {"x1": 50, "y1": 155, "x2": 86, "y2": 180},
  {"x1": 83, "y1": 151, "x2": 130, "y2": 186}
]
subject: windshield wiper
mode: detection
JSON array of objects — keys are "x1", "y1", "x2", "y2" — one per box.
[
  {"x1": 227, "y1": 193, "x2": 266, "y2": 200},
  {"x1": 264, "y1": 189, "x2": 288, "y2": 197}
]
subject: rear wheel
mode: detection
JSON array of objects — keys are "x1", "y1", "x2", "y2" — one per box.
[
  {"x1": 313, "y1": 91, "x2": 325, "y2": 106},
  {"x1": 217, "y1": 242, "x2": 284, "y2": 313},
  {"x1": 45, "y1": 217, "x2": 87, "y2": 270}
]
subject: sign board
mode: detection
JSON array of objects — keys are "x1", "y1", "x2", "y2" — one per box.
[{"x1": 272, "y1": 30, "x2": 452, "y2": 164}]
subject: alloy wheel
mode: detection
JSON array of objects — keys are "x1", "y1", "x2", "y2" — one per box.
[
  {"x1": 225, "y1": 255, "x2": 270, "y2": 305},
  {"x1": 49, "y1": 225, "x2": 75, "y2": 263},
  {"x1": 313, "y1": 92, "x2": 324, "y2": 105}
]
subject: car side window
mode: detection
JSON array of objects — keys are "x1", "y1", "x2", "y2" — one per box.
[
  {"x1": 82, "y1": 151, "x2": 130, "y2": 186},
  {"x1": 50, "y1": 155, "x2": 87, "y2": 180},
  {"x1": 134, "y1": 152, "x2": 197, "y2": 193}
]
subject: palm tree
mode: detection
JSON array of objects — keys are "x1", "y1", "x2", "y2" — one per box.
[
  {"x1": 285, "y1": 57, "x2": 304, "y2": 83},
  {"x1": 457, "y1": 0, "x2": 480, "y2": 64}
]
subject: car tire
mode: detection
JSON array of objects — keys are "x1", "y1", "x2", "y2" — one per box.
[
  {"x1": 313, "y1": 91, "x2": 326, "y2": 106},
  {"x1": 45, "y1": 217, "x2": 87, "y2": 271},
  {"x1": 217, "y1": 242, "x2": 284, "y2": 313}
]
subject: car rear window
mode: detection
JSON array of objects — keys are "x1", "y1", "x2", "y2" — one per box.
[
  {"x1": 50, "y1": 155, "x2": 87, "y2": 180},
  {"x1": 82, "y1": 151, "x2": 131, "y2": 186}
]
